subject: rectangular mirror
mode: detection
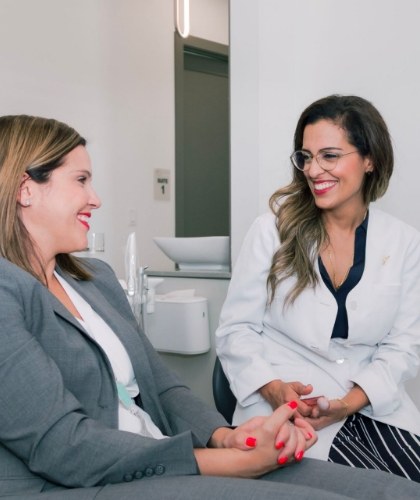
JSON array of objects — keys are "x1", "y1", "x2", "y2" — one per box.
[{"x1": 175, "y1": 33, "x2": 229, "y2": 240}]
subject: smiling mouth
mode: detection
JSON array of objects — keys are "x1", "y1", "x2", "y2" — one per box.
[
  {"x1": 77, "y1": 213, "x2": 91, "y2": 229},
  {"x1": 313, "y1": 181, "x2": 336, "y2": 194}
]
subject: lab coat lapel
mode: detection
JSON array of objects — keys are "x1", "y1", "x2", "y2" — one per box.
[{"x1": 361, "y1": 209, "x2": 390, "y2": 280}]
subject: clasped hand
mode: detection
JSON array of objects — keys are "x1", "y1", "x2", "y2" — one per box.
[
  {"x1": 213, "y1": 402, "x2": 317, "y2": 476},
  {"x1": 259, "y1": 379, "x2": 348, "y2": 431},
  {"x1": 302, "y1": 396, "x2": 348, "y2": 430}
]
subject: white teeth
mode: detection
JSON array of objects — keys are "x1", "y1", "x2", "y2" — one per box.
[
  {"x1": 314, "y1": 181, "x2": 335, "y2": 190},
  {"x1": 77, "y1": 214, "x2": 89, "y2": 222}
]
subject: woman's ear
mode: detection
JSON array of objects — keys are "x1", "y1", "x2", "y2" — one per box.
[
  {"x1": 364, "y1": 157, "x2": 374, "y2": 174},
  {"x1": 17, "y1": 174, "x2": 32, "y2": 207}
]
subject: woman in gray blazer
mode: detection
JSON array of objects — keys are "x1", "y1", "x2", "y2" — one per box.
[{"x1": 0, "y1": 114, "x2": 418, "y2": 500}]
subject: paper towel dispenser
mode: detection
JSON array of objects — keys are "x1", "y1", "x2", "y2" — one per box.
[{"x1": 145, "y1": 293, "x2": 210, "y2": 355}]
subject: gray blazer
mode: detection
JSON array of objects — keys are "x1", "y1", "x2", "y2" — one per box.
[
  {"x1": 0, "y1": 257, "x2": 227, "y2": 496},
  {"x1": 1, "y1": 258, "x2": 419, "y2": 500}
]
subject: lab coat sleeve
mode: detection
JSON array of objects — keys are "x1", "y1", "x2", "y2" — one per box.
[
  {"x1": 215, "y1": 213, "x2": 282, "y2": 406},
  {"x1": 352, "y1": 229, "x2": 420, "y2": 416}
]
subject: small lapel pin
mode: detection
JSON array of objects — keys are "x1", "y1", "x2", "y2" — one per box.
[{"x1": 382, "y1": 255, "x2": 390, "y2": 265}]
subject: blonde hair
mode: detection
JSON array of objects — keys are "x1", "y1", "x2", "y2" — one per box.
[
  {"x1": 0, "y1": 115, "x2": 91, "y2": 282},
  {"x1": 268, "y1": 95, "x2": 393, "y2": 305}
]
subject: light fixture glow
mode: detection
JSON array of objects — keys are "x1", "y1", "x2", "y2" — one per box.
[{"x1": 175, "y1": 0, "x2": 190, "y2": 38}]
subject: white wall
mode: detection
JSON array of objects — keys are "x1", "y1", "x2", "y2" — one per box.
[
  {"x1": 0, "y1": 0, "x2": 228, "y2": 277},
  {"x1": 231, "y1": 0, "x2": 420, "y2": 260},
  {"x1": 230, "y1": 0, "x2": 420, "y2": 407}
]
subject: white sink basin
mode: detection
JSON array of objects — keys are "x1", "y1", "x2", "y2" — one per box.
[{"x1": 153, "y1": 236, "x2": 230, "y2": 271}]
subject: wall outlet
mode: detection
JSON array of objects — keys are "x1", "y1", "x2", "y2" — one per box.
[{"x1": 128, "y1": 209, "x2": 137, "y2": 226}]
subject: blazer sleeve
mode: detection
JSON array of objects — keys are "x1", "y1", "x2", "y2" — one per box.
[
  {"x1": 84, "y1": 258, "x2": 229, "y2": 446},
  {"x1": 215, "y1": 213, "x2": 282, "y2": 406},
  {"x1": 145, "y1": 335, "x2": 230, "y2": 444},
  {"x1": 0, "y1": 259, "x2": 224, "y2": 488}
]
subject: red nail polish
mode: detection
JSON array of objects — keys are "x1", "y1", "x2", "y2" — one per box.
[
  {"x1": 295, "y1": 450, "x2": 304, "y2": 461},
  {"x1": 277, "y1": 456, "x2": 288, "y2": 465},
  {"x1": 288, "y1": 400, "x2": 298, "y2": 409},
  {"x1": 307, "y1": 432, "x2": 313, "y2": 439},
  {"x1": 275, "y1": 441, "x2": 285, "y2": 450},
  {"x1": 245, "y1": 436, "x2": 257, "y2": 447}
]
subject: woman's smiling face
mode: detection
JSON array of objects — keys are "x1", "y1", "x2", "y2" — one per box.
[
  {"x1": 20, "y1": 145, "x2": 101, "y2": 261},
  {"x1": 302, "y1": 119, "x2": 373, "y2": 214}
]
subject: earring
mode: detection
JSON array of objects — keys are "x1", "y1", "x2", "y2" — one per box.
[
  {"x1": 366, "y1": 170, "x2": 372, "y2": 175},
  {"x1": 24, "y1": 199, "x2": 31, "y2": 206}
]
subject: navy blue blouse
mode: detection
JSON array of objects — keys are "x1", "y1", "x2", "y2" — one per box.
[{"x1": 318, "y1": 212, "x2": 369, "y2": 339}]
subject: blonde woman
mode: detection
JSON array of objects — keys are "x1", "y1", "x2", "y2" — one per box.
[{"x1": 216, "y1": 95, "x2": 420, "y2": 481}]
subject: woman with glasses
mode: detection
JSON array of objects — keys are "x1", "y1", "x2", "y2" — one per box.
[{"x1": 216, "y1": 95, "x2": 420, "y2": 481}]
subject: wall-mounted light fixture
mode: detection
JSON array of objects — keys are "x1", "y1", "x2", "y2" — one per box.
[{"x1": 175, "y1": 0, "x2": 190, "y2": 38}]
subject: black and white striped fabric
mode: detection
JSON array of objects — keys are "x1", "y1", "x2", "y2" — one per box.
[{"x1": 328, "y1": 413, "x2": 420, "y2": 482}]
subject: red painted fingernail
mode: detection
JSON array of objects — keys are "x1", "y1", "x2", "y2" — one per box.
[
  {"x1": 245, "y1": 437, "x2": 257, "y2": 447},
  {"x1": 307, "y1": 432, "x2": 313, "y2": 439},
  {"x1": 295, "y1": 450, "x2": 304, "y2": 461},
  {"x1": 275, "y1": 441, "x2": 285, "y2": 450},
  {"x1": 277, "y1": 456, "x2": 288, "y2": 465},
  {"x1": 288, "y1": 400, "x2": 298, "y2": 409}
]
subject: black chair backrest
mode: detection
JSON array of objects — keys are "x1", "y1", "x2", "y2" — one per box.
[{"x1": 212, "y1": 357, "x2": 237, "y2": 424}]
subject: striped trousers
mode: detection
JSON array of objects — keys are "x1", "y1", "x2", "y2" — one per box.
[{"x1": 328, "y1": 413, "x2": 420, "y2": 482}]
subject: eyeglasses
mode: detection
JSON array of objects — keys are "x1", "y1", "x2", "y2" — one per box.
[{"x1": 290, "y1": 150, "x2": 359, "y2": 172}]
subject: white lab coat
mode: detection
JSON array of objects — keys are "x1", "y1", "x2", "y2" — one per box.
[{"x1": 216, "y1": 208, "x2": 420, "y2": 459}]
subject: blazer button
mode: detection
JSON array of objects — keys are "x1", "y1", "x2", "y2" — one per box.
[
  {"x1": 123, "y1": 473, "x2": 133, "y2": 482},
  {"x1": 134, "y1": 471, "x2": 144, "y2": 479},
  {"x1": 155, "y1": 464, "x2": 166, "y2": 476},
  {"x1": 144, "y1": 467, "x2": 154, "y2": 477}
]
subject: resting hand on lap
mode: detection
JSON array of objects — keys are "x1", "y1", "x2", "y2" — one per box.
[{"x1": 200, "y1": 402, "x2": 317, "y2": 478}]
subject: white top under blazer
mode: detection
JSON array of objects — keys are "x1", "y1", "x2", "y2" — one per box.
[
  {"x1": 55, "y1": 272, "x2": 166, "y2": 440},
  {"x1": 215, "y1": 208, "x2": 420, "y2": 459}
]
